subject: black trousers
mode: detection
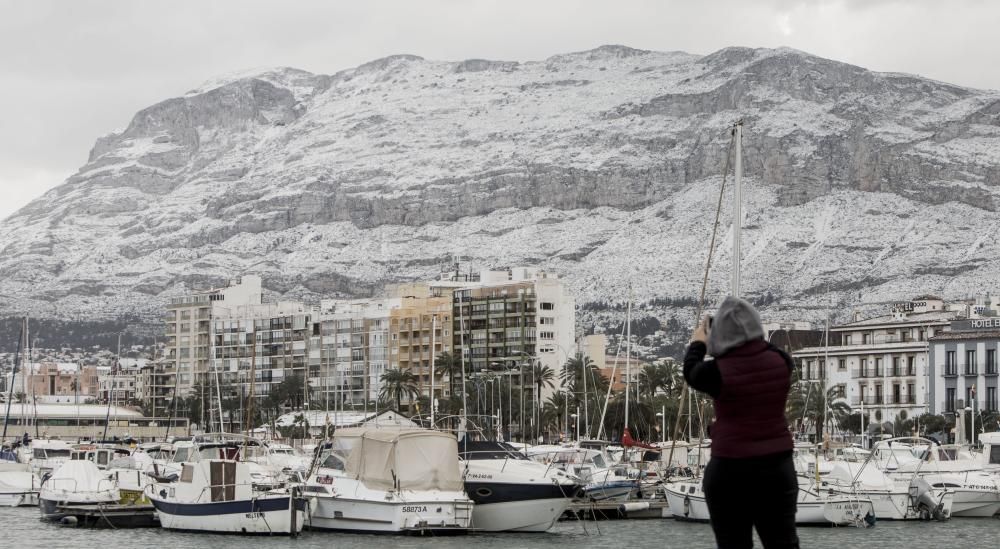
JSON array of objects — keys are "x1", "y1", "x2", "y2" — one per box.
[{"x1": 702, "y1": 451, "x2": 800, "y2": 549}]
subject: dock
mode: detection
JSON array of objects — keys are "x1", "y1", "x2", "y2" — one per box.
[
  {"x1": 564, "y1": 500, "x2": 671, "y2": 520},
  {"x1": 54, "y1": 503, "x2": 159, "y2": 528}
]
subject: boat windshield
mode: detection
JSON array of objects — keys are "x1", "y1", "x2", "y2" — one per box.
[
  {"x1": 458, "y1": 441, "x2": 527, "y2": 460},
  {"x1": 34, "y1": 448, "x2": 72, "y2": 459},
  {"x1": 172, "y1": 447, "x2": 191, "y2": 463}
]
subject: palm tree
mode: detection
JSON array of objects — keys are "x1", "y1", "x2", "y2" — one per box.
[
  {"x1": 435, "y1": 351, "x2": 460, "y2": 398},
  {"x1": 379, "y1": 369, "x2": 419, "y2": 411},
  {"x1": 543, "y1": 391, "x2": 570, "y2": 439},
  {"x1": 561, "y1": 353, "x2": 597, "y2": 403},
  {"x1": 786, "y1": 380, "x2": 852, "y2": 440},
  {"x1": 531, "y1": 364, "x2": 556, "y2": 407}
]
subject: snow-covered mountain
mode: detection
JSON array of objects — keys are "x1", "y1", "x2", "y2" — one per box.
[{"x1": 2, "y1": 45, "x2": 999, "y2": 327}]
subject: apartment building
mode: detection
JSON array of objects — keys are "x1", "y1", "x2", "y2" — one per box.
[
  {"x1": 389, "y1": 291, "x2": 453, "y2": 401},
  {"x1": 313, "y1": 298, "x2": 393, "y2": 408},
  {"x1": 211, "y1": 301, "x2": 315, "y2": 404},
  {"x1": 3, "y1": 362, "x2": 100, "y2": 403},
  {"x1": 793, "y1": 297, "x2": 957, "y2": 422},
  {"x1": 157, "y1": 276, "x2": 263, "y2": 416},
  {"x1": 929, "y1": 318, "x2": 1000, "y2": 416},
  {"x1": 311, "y1": 291, "x2": 453, "y2": 408},
  {"x1": 444, "y1": 267, "x2": 576, "y2": 403}
]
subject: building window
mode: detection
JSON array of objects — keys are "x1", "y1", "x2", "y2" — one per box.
[
  {"x1": 874, "y1": 358, "x2": 883, "y2": 376},
  {"x1": 539, "y1": 331, "x2": 554, "y2": 340},
  {"x1": 540, "y1": 302, "x2": 554, "y2": 310},
  {"x1": 838, "y1": 359, "x2": 846, "y2": 371},
  {"x1": 892, "y1": 357, "x2": 901, "y2": 377},
  {"x1": 987, "y1": 387, "x2": 998, "y2": 412},
  {"x1": 539, "y1": 317, "x2": 555, "y2": 325},
  {"x1": 863, "y1": 333, "x2": 871, "y2": 345},
  {"x1": 819, "y1": 360, "x2": 826, "y2": 378},
  {"x1": 966, "y1": 385, "x2": 976, "y2": 407},
  {"x1": 907, "y1": 356, "x2": 915, "y2": 376},
  {"x1": 845, "y1": 335, "x2": 853, "y2": 345},
  {"x1": 966, "y1": 350, "x2": 977, "y2": 375},
  {"x1": 987, "y1": 349, "x2": 997, "y2": 375},
  {"x1": 907, "y1": 383, "x2": 915, "y2": 405},
  {"x1": 946, "y1": 351, "x2": 957, "y2": 376}
]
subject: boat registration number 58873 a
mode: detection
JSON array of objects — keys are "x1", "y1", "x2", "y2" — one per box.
[{"x1": 401, "y1": 506, "x2": 428, "y2": 513}]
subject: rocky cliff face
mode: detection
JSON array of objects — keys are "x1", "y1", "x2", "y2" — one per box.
[{"x1": 2, "y1": 45, "x2": 999, "y2": 325}]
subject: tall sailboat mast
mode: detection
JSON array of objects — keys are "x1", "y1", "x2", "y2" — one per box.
[
  {"x1": 624, "y1": 296, "x2": 632, "y2": 440},
  {"x1": 1, "y1": 322, "x2": 25, "y2": 444},
  {"x1": 731, "y1": 120, "x2": 743, "y2": 298}
]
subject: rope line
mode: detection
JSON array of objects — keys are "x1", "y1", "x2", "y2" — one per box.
[{"x1": 666, "y1": 125, "x2": 737, "y2": 471}]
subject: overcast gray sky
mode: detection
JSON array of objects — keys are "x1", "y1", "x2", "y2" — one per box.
[{"x1": 1, "y1": 0, "x2": 998, "y2": 220}]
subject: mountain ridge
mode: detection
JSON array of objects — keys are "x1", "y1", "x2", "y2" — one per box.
[{"x1": 2, "y1": 44, "x2": 999, "y2": 328}]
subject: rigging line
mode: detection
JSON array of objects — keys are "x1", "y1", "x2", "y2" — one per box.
[
  {"x1": 667, "y1": 126, "x2": 736, "y2": 471},
  {"x1": 595, "y1": 314, "x2": 630, "y2": 440}
]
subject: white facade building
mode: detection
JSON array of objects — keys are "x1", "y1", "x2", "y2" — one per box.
[
  {"x1": 793, "y1": 298, "x2": 957, "y2": 424},
  {"x1": 928, "y1": 318, "x2": 1000, "y2": 419}
]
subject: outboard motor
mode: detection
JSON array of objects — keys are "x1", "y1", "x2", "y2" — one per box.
[{"x1": 908, "y1": 477, "x2": 946, "y2": 521}]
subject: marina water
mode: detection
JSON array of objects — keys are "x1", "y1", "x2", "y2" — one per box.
[{"x1": 2, "y1": 506, "x2": 995, "y2": 549}]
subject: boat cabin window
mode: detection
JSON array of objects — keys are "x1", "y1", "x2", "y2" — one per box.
[
  {"x1": 320, "y1": 451, "x2": 345, "y2": 470},
  {"x1": 172, "y1": 447, "x2": 190, "y2": 463},
  {"x1": 180, "y1": 464, "x2": 194, "y2": 483},
  {"x1": 34, "y1": 448, "x2": 71, "y2": 459},
  {"x1": 97, "y1": 451, "x2": 110, "y2": 467},
  {"x1": 989, "y1": 445, "x2": 1000, "y2": 466},
  {"x1": 591, "y1": 454, "x2": 607, "y2": 468}
]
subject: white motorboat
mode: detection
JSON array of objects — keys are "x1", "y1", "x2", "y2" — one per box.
[
  {"x1": 27, "y1": 439, "x2": 73, "y2": 477},
  {"x1": 305, "y1": 427, "x2": 473, "y2": 534},
  {"x1": 823, "y1": 461, "x2": 954, "y2": 520},
  {"x1": 459, "y1": 440, "x2": 582, "y2": 532},
  {"x1": 662, "y1": 475, "x2": 874, "y2": 526},
  {"x1": 873, "y1": 443, "x2": 1000, "y2": 518},
  {"x1": 39, "y1": 459, "x2": 118, "y2": 520},
  {"x1": 526, "y1": 446, "x2": 638, "y2": 502},
  {"x1": 0, "y1": 461, "x2": 40, "y2": 507},
  {"x1": 147, "y1": 435, "x2": 306, "y2": 535}
]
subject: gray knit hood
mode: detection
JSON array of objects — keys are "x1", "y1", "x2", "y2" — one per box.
[{"x1": 707, "y1": 296, "x2": 765, "y2": 356}]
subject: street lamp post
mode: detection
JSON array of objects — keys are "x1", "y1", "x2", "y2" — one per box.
[
  {"x1": 656, "y1": 408, "x2": 665, "y2": 443},
  {"x1": 572, "y1": 410, "x2": 579, "y2": 441}
]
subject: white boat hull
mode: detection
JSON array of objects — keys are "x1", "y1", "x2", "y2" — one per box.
[
  {"x1": 0, "y1": 492, "x2": 38, "y2": 507},
  {"x1": 666, "y1": 482, "x2": 875, "y2": 526},
  {"x1": 949, "y1": 489, "x2": 1000, "y2": 517},
  {"x1": 151, "y1": 495, "x2": 306, "y2": 535},
  {"x1": 470, "y1": 497, "x2": 570, "y2": 532},
  {"x1": 309, "y1": 495, "x2": 472, "y2": 534},
  {"x1": 582, "y1": 480, "x2": 637, "y2": 502},
  {"x1": 663, "y1": 484, "x2": 711, "y2": 521}
]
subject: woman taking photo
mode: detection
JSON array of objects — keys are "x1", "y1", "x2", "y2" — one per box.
[{"x1": 683, "y1": 296, "x2": 799, "y2": 549}]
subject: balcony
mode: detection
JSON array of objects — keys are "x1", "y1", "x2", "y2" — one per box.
[
  {"x1": 943, "y1": 367, "x2": 958, "y2": 378},
  {"x1": 963, "y1": 369, "x2": 979, "y2": 377}
]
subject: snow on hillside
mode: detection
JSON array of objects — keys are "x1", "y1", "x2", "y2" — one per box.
[{"x1": 1, "y1": 45, "x2": 999, "y2": 329}]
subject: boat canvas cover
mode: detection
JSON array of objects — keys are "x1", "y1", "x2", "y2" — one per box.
[
  {"x1": 46, "y1": 460, "x2": 110, "y2": 494},
  {"x1": 827, "y1": 461, "x2": 895, "y2": 490},
  {"x1": 342, "y1": 428, "x2": 462, "y2": 492}
]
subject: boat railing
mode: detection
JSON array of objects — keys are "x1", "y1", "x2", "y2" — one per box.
[
  {"x1": 146, "y1": 479, "x2": 284, "y2": 504},
  {"x1": 41, "y1": 476, "x2": 118, "y2": 497}
]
